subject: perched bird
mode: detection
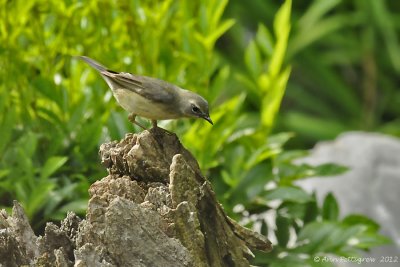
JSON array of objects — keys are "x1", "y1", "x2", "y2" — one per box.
[{"x1": 78, "y1": 56, "x2": 213, "y2": 129}]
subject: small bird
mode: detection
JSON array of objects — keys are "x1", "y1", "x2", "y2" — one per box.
[{"x1": 79, "y1": 56, "x2": 213, "y2": 129}]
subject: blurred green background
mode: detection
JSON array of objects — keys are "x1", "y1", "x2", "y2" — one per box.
[{"x1": 0, "y1": 0, "x2": 397, "y2": 265}]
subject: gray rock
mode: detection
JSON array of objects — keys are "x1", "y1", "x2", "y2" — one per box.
[{"x1": 297, "y1": 132, "x2": 400, "y2": 267}]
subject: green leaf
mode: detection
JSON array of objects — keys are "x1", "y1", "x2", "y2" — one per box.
[
  {"x1": 314, "y1": 163, "x2": 348, "y2": 177},
  {"x1": 40, "y1": 156, "x2": 68, "y2": 180},
  {"x1": 296, "y1": 222, "x2": 339, "y2": 254},
  {"x1": 32, "y1": 77, "x2": 61, "y2": 107},
  {"x1": 221, "y1": 170, "x2": 235, "y2": 187},
  {"x1": 261, "y1": 66, "x2": 291, "y2": 128},
  {"x1": 0, "y1": 107, "x2": 15, "y2": 155},
  {"x1": 267, "y1": 254, "x2": 333, "y2": 267},
  {"x1": 0, "y1": 169, "x2": 10, "y2": 179},
  {"x1": 267, "y1": 132, "x2": 295, "y2": 148},
  {"x1": 245, "y1": 40, "x2": 262, "y2": 78},
  {"x1": 298, "y1": 0, "x2": 341, "y2": 30},
  {"x1": 59, "y1": 199, "x2": 88, "y2": 214},
  {"x1": 26, "y1": 181, "x2": 55, "y2": 219},
  {"x1": 264, "y1": 186, "x2": 312, "y2": 203},
  {"x1": 17, "y1": 131, "x2": 39, "y2": 158},
  {"x1": 271, "y1": 0, "x2": 291, "y2": 77},
  {"x1": 289, "y1": 14, "x2": 351, "y2": 58},
  {"x1": 275, "y1": 215, "x2": 291, "y2": 247},
  {"x1": 245, "y1": 144, "x2": 280, "y2": 170},
  {"x1": 303, "y1": 198, "x2": 319, "y2": 224},
  {"x1": 368, "y1": 0, "x2": 400, "y2": 72},
  {"x1": 342, "y1": 215, "x2": 379, "y2": 232},
  {"x1": 352, "y1": 232, "x2": 391, "y2": 249},
  {"x1": 256, "y1": 23, "x2": 274, "y2": 57},
  {"x1": 277, "y1": 162, "x2": 348, "y2": 184},
  {"x1": 211, "y1": 0, "x2": 229, "y2": 28},
  {"x1": 205, "y1": 19, "x2": 235, "y2": 50},
  {"x1": 279, "y1": 150, "x2": 309, "y2": 163},
  {"x1": 283, "y1": 112, "x2": 348, "y2": 140},
  {"x1": 322, "y1": 193, "x2": 339, "y2": 221},
  {"x1": 296, "y1": 221, "x2": 385, "y2": 254},
  {"x1": 261, "y1": 220, "x2": 269, "y2": 236}
]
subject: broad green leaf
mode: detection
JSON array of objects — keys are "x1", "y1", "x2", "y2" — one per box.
[
  {"x1": 352, "y1": 232, "x2": 391, "y2": 249},
  {"x1": 342, "y1": 215, "x2": 380, "y2": 232},
  {"x1": 32, "y1": 77, "x2": 62, "y2": 108},
  {"x1": 264, "y1": 186, "x2": 312, "y2": 203},
  {"x1": 26, "y1": 181, "x2": 55, "y2": 219},
  {"x1": 261, "y1": 220, "x2": 269, "y2": 236},
  {"x1": 303, "y1": 198, "x2": 319, "y2": 224},
  {"x1": 275, "y1": 215, "x2": 291, "y2": 247},
  {"x1": 313, "y1": 163, "x2": 349, "y2": 177},
  {"x1": 40, "y1": 156, "x2": 68, "y2": 180},
  {"x1": 322, "y1": 193, "x2": 339, "y2": 221},
  {"x1": 267, "y1": 132, "x2": 295, "y2": 148},
  {"x1": 296, "y1": 222, "x2": 339, "y2": 253},
  {"x1": 277, "y1": 150, "x2": 309, "y2": 163},
  {"x1": 245, "y1": 144, "x2": 280, "y2": 170},
  {"x1": 296, "y1": 222, "x2": 377, "y2": 254},
  {"x1": 59, "y1": 199, "x2": 88, "y2": 214}
]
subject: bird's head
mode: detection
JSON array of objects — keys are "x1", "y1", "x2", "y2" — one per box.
[{"x1": 180, "y1": 91, "x2": 213, "y2": 125}]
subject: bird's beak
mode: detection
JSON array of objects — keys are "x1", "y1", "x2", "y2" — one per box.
[{"x1": 203, "y1": 115, "x2": 213, "y2": 125}]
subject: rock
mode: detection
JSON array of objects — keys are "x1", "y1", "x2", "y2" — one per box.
[
  {"x1": 0, "y1": 127, "x2": 271, "y2": 267},
  {"x1": 0, "y1": 201, "x2": 38, "y2": 267},
  {"x1": 297, "y1": 132, "x2": 400, "y2": 267}
]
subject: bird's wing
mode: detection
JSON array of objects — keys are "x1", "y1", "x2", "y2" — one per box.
[{"x1": 101, "y1": 71, "x2": 176, "y2": 104}]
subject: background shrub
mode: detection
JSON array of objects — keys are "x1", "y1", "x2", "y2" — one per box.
[{"x1": 0, "y1": 0, "x2": 392, "y2": 265}]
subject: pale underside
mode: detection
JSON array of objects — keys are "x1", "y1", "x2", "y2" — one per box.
[{"x1": 112, "y1": 88, "x2": 183, "y2": 120}]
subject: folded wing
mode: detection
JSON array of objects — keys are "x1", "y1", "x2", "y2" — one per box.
[{"x1": 101, "y1": 71, "x2": 177, "y2": 104}]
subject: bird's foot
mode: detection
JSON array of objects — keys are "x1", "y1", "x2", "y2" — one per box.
[{"x1": 128, "y1": 114, "x2": 147, "y2": 130}]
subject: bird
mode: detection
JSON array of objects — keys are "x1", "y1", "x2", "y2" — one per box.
[{"x1": 78, "y1": 56, "x2": 213, "y2": 129}]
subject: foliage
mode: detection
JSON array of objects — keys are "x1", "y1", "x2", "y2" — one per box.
[
  {"x1": 0, "y1": 0, "x2": 390, "y2": 265},
  {"x1": 224, "y1": 0, "x2": 400, "y2": 147}
]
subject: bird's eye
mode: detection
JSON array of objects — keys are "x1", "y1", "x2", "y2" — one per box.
[{"x1": 192, "y1": 106, "x2": 200, "y2": 113}]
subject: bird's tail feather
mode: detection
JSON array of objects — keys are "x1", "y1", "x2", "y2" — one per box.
[{"x1": 78, "y1": 56, "x2": 107, "y2": 72}]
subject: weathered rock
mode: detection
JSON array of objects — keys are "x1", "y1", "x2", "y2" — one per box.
[
  {"x1": 0, "y1": 201, "x2": 38, "y2": 267},
  {"x1": 0, "y1": 127, "x2": 272, "y2": 267}
]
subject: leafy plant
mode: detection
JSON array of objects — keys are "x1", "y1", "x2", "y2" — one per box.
[
  {"x1": 0, "y1": 0, "x2": 234, "y2": 228},
  {"x1": 223, "y1": 0, "x2": 400, "y2": 146},
  {"x1": 0, "y1": 0, "x2": 390, "y2": 265},
  {"x1": 184, "y1": 0, "x2": 389, "y2": 265}
]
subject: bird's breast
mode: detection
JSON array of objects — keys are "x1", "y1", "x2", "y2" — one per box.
[{"x1": 112, "y1": 89, "x2": 182, "y2": 120}]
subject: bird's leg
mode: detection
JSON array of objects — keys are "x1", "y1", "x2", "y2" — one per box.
[
  {"x1": 128, "y1": 113, "x2": 147, "y2": 130},
  {"x1": 151, "y1": 120, "x2": 158, "y2": 128}
]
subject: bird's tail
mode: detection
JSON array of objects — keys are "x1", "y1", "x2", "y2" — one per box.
[{"x1": 78, "y1": 56, "x2": 107, "y2": 72}]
